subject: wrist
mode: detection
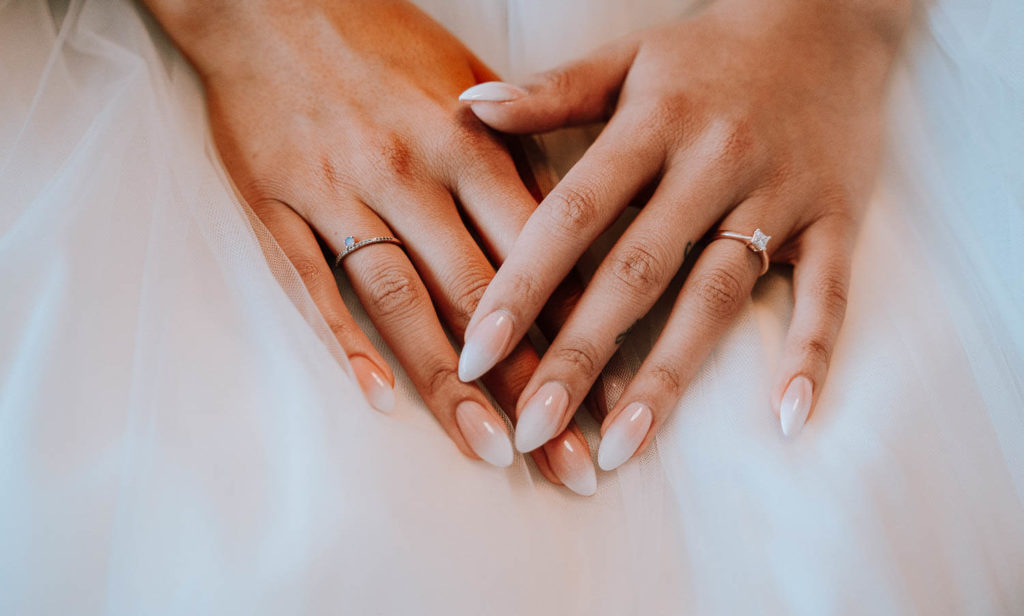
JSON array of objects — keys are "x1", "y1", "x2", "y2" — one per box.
[
  {"x1": 141, "y1": 0, "x2": 320, "y2": 78},
  {"x1": 707, "y1": 0, "x2": 913, "y2": 50}
]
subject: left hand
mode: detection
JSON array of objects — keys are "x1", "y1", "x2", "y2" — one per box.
[
  {"x1": 456, "y1": 0, "x2": 912, "y2": 469},
  {"x1": 143, "y1": 0, "x2": 601, "y2": 493}
]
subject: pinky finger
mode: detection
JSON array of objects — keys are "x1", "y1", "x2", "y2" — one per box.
[
  {"x1": 254, "y1": 199, "x2": 396, "y2": 413},
  {"x1": 772, "y1": 221, "x2": 853, "y2": 437}
]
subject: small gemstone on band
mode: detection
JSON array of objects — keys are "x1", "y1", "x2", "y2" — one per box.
[
  {"x1": 345, "y1": 236, "x2": 356, "y2": 247},
  {"x1": 750, "y1": 229, "x2": 770, "y2": 252}
]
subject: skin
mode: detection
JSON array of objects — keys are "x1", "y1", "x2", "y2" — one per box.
[
  {"x1": 144, "y1": 0, "x2": 914, "y2": 489},
  {"x1": 142, "y1": 0, "x2": 596, "y2": 488},
  {"x1": 462, "y1": 0, "x2": 914, "y2": 461}
]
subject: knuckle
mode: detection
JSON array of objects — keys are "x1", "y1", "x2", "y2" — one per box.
[
  {"x1": 449, "y1": 271, "x2": 493, "y2": 327},
  {"x1": 800, "y1": 337, "x2": 833, "y2": 367},
  {"x1": 550, "y1": 336, "x2": 602, "y2": 377},
  {"x1": 545, "y1": 183, "x2": 601, "y2": 234},
  {"x1": 507, "y1": 271, "x2": 544, "y2": 309},
  {"x1": 635, "y1": 97, "x2": 687, "y2": 140},
  {"x1": 327, "y1": 318, "x2": 358, "y2": 344},
  {"x1": 363, "y1": 130, "x2": 417, "y2": 182},
  {"x1": 535, "y1": 68, "x2": 573, "y2": 95},
  {"x1": 423, "y1": 360, "x2": 460, "y2": 398},
  {"x1": 818, "y1": 185, "x2": 856, "y2": 213},
  {"x1": 693, "y1": 267, "x2": 746, "y2": 323},
  {"x1": 241, "y1": 178, "x2": 289, "y2": 212},
  {"x1": 364, "y1": 264, "x2": 422, "y2": 318},
  {"x1": 648, "y1": 363, "x2": 683, "y2": 396},
  {"x1": 291, "y1": 256, "x2": 325, "y2": 288},
  {"x1": 445, "y1": 120, "x2": 498, "y2": 157},
  {"x1": 316, "y1": 153, "x2": 356, "y2": 194},
  {"x1": 707, "y1": 116, "x2": 757, "y2": 166},
  {"x1": 814, "y1": 270, "x2": 849, "y2": 317},
  {"x1": 609, "y1": 242, "x2": 669, "y2": 295}
]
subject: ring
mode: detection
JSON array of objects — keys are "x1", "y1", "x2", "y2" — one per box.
[
  {"x1": 334, "y1": 235, "x2": 403, "y2": 268},
  {"x1": 711, "y1": 228, "x2": 771, "y2": 275}
]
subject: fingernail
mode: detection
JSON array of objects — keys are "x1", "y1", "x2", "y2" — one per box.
[
  {"x1": 458, "y1": 81, "x2": 527, "y2": 102},
  {"x1": 455, "y1": 400, "x2": 515, "y2": 468},
  {"x1": 597, "y1": 402, "x2": 652, "y2": 471},
  {"x1": 545, "y1": 432, "x2": 597, "y2": 496},
  {"x1": 458, "y1": 309, "x2": 514, "y2": 382},
  {"x1": 780, "y1": 375, "x2": 813, "y2": 438},
  {"x1": 350, "y1": 356, "x2": 396, "y2": 413},
  {"x1": 515, "y1": 381, "x2": 569, "y2": 453}
]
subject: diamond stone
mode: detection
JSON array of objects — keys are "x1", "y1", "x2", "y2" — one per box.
[
  {"x1": 750, "y1": 229, "x2": 770, "y2": 252},
  {"x1": 345, "y1": 236, "x2": 356, "y2": 248}
]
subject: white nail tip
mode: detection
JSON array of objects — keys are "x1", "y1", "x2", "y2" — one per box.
[
  {"x1": 515, "y1": 382, "x2": 569, "y2": 453},
  {"x1": 562, "y1": 465, "x2": 597, "y2": 496},
  {"x1": 456, "y1": 401, "x2": 515, "y2": 468},
  {"x1": 597, "y1": 403, "x2": 653, "y2": 471},
  {"x1": 368, "y1": 379, "x2": 397, "y2": 414},
  {"x1": 458, "y1": 310, "x2": 513, "y2": 383},
  {"x1": 780, "y1": 376, "x2": 813, "y2": 438},
  {"x1": 549, "y1": 437, "x2": 597, "y2": 496},
  {"x1": 350, "y1": 356, "x2": 396, "y2": 414},
  {"x1": 458, "y1": 81, "x2": 526, "y2": 102}
]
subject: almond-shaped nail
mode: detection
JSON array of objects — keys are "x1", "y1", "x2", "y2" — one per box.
[
  {"x1": 350, "y1": 356, "x2": 395, "y2": 413},
  {"x1": 780, "y1": 375, "x2": 813, "y2": 438},
  {"x1": 515, "y1": 381, "x2": 569, "y2": 453},
  {"x1": 545, "y1": 432, "x2": 597, "y2": 496},
  {"x1": 458, "y1": 81, "x2": 527, "y2": 103},
  {"x1": 458, "y1": 309, "x2": 514, "y2": 382},
  {"x1": 455, "y1": 400, "x2": 515, "y2": 468},
  {"x1": 597, "y1": 402, "x2": 652, "y2": 471}
]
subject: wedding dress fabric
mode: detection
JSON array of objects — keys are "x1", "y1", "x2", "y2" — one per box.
[{"x1": 1, "y1": 0, "x2": 1022, "y2": 613}]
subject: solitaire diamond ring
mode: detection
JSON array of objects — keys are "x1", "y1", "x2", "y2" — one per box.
[{"x1": 711, "y1": 228, "x2": 771, "y2": 275}]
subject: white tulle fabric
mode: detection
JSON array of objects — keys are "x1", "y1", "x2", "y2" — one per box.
[{"x1": 1, "y1": 0, "x2": 1022, "y2": 613}]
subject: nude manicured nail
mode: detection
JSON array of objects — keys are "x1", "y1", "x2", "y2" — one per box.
[
  {"x1": 597, "y1": 402, "x2": 652, "y2": 471},
  {"x1": 515, "y1": 381, "x2": 569, "y2": 453},
  {"x1": 458, "y1": 81, "x2": 527, "y2": 102},
  {"x1": 350, "y1": 356, "x2": 396, "y2": 413},
  {"x1": 458, "y1": 310, "x2": 514, "y2": 382},
  {"x1": 545, "y1": 432, "x2": 597, "y2": 496},
  {"x1": 780, "y1": 375, "x2": 813, "y2": 438},
  {"x1": 456, "y1": 400, "x2": 515, "y2": 468}
]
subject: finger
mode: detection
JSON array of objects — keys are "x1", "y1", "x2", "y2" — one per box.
[
  {"x1": 446, "y1": 130, "x2": 592, "y2": 345},
  {"x1": 772, "y1": 216, "x2": 853, "y2": 438},
  {"x1": 458, "y1": 38, "x2": 640, "y2": 134},
  {"x1": 252, "y1": 198, "x2": 397, "y2": 413},
  {"x1": 448, "y1": 133, "x2": 593, "y2": 349},
  {"x1": 445, "y1": 128, "x2": 537, "y2": 260},
  {"x1": 378, "y1": 188, "x2": 597, "y2": 494},
  {"x1": 458, "y1": 119, "x2": 662, "y2": 383},
  {"x1": 509, "y1": 156, "x2": 739, "y2": 453},
  {"x1": 319, "y1": 205, "x2": 515, "y2": 468},
  {"x1": 596, "y1": 219, "x2": 771, "y2": 470}
]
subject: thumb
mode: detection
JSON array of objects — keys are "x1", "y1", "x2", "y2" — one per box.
[{"x1": 459, "y1": 39, "x2": 638, "y2": 134}]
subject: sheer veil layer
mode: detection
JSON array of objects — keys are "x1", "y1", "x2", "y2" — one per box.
[{"x1": 1, "y1": 0, "x2": 1022, "y2": 613}]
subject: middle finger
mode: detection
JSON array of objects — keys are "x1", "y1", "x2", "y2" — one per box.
[{"x1": 377, "y1": 186, "x2": 599, "y2": 494}]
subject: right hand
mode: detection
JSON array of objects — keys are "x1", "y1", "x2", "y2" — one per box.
[{"x1": 142, "y1": 0, "x2": 599, "y2": 493}]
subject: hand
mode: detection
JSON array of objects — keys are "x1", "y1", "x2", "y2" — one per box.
[
  {"x1": 144, "y1": 0, "x2": 599, "y2": 492},
  {"x1": 458, "y1": 0, "x2": 912, "y2": 468}
]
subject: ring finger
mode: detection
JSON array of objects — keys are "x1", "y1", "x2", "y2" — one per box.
[
  {"x1": 317, "y1": 201, "x2": 516, "y2": 468},
  {"x1": 595, "y1": 205, "x2": 785, "y2": 470}
]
